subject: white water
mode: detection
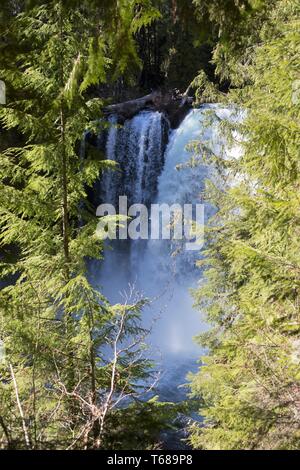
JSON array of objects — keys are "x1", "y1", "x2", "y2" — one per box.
[
  {"x1": 101, "y1": 111, "x2": 168, "y2": 208},
  {"x1": 91, "y1": 104, "x2": 241, "y2": 378}
]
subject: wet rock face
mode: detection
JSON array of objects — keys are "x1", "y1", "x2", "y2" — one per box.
[{"x1": 164, "y1": 99, "x2": 193, "y2": 129}]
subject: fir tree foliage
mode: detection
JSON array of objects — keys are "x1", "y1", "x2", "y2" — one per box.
[
  {"x1": 189, "y1": 0, "x2": 300, "y2": 450},
  {"x1": 0, "y1": 0, "x2": 173, "y2": 450}
]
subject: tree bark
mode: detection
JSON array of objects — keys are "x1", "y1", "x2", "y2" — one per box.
[
  {"x1": 104, "y1": 91, "x2": 162, "y2": 119},
  {"x1": 104, "y1": 90, "x2": 193, "y2": 127},
  {"x1": 9, "y1": 363, "x2": 31, "y2": 449}
]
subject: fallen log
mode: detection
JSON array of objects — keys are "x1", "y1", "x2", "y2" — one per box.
[
  {"x1": 104, "y1": 90, "x2": 193, "y2": 128},
  {"x1": 104, "y1": 91, "x2": 161, "y2": 119}
]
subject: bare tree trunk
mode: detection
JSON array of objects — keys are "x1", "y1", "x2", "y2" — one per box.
[
  {"x1": 97, "y1": 309, "x2": 126, "y2": 448},
  {"x1": 85, "y1": 292, "x2": 100, "y2": 445},
  {"x1": 59, "y1": 1, "x2": 70, "y2": 270},
  {"x1": 9, "y1": 363, "x2": 31, "y2": 449},
  {"x1": 58, "y1": 2, "x2": 77, "y2": 430},
  {"x1": 60, "y1": 105, "x2": 70, "y2": 269}
]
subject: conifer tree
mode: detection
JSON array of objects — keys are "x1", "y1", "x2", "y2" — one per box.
[
  {"x1": 189, "y1": 0, "x2": 300, "y2": 450},
  {"x1": 0, "y1": 0, "x2": 173, "y2": 450}
]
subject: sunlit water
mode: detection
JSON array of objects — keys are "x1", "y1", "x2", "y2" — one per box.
[{"x1": 89, "y1": 105, "x2": 242, "y2": 446}]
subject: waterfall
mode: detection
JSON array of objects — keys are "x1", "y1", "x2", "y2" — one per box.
[
  {"x1": 101, "y1": 111, "x2": 169, "y2": 208},
  {"x1": 92, "y1": 104, "x2": 241, "y2": 397}
]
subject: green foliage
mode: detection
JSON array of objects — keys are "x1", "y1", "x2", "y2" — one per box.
[
  {"x1": 189, "y1": 0, "x2": 300, "y2": 450},
  {"x1": 0, "y1": 0, "x2": 171, "y2": 450}
]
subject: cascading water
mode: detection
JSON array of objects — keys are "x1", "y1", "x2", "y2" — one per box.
[
  {"x1": 101, "y1": 111, "x2": 169, "y2": 208},
  {"x1": 91, "y1": 105, "x2": 241, "y2": 437}
]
